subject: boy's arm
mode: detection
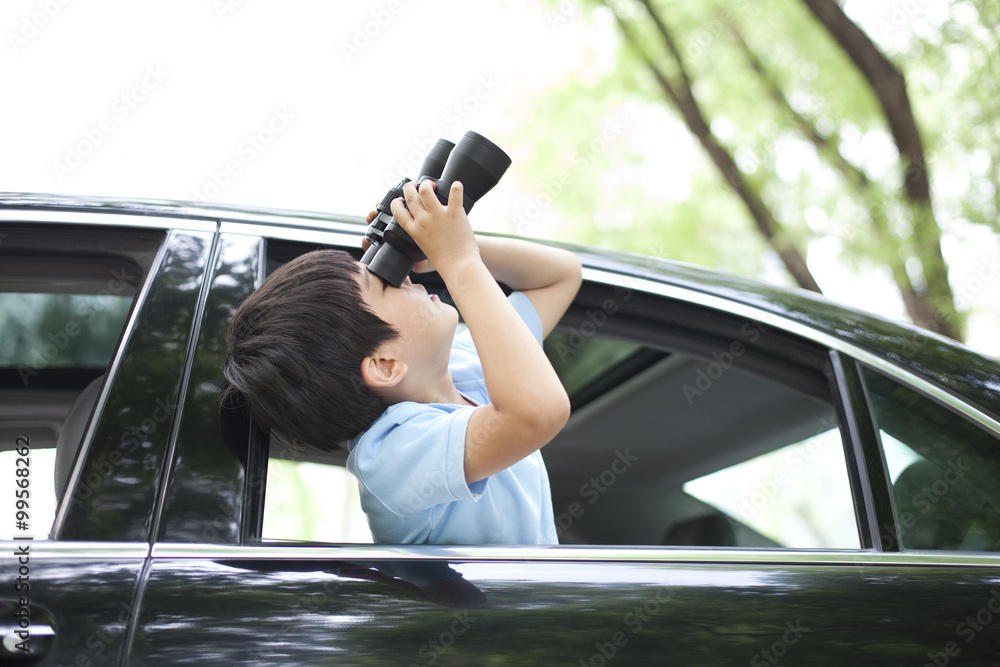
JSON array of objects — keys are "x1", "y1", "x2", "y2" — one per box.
[
  {"x1": 475, "y1": 236, "x2": 582, "y2": 339},
  {"x1": 390, "y1": 180, "x2": 574, "y2": 484}
]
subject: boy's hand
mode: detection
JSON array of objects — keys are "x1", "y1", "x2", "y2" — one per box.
[
  {"x1": 363, "y1": 205, "x2": 435, "y2": 273},
  {"x1": 389, "y1": 179, "x2": 480, "y2": 276}
]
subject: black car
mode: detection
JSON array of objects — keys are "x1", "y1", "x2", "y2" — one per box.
[{"x1": 2, "y1": 192, "x2": 1000, "y2": 666}]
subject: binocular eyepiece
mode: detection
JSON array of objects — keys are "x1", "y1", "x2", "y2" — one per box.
[{"x1": 360, "y1": 131, "x2": 512, "y2": 287}]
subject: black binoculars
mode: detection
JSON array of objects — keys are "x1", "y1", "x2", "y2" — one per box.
[{"x1": 360, "y1": 131, "x2": 512, "y2": 287}]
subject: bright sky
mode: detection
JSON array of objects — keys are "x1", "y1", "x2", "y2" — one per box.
[
  {"x1": 2, "y1": 0, "x2": 997, "y2": 356},
  {"x1": 2, "y1": 0, "x2": 601, "y2": 223}
]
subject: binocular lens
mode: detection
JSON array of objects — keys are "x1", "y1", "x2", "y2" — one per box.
[
  {"x1": 438, "y1": 132, "x2": 512, "y2": 212},
  {"x1": 361, "y1": 132, "x2": 511, "y2": 287},
  {"x1": 419, "y1": 139, "x2": 456, "y2": 180}
]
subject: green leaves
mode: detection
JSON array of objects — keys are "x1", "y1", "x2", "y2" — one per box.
[{"x1": 521, "y1": 0, "x2": 996, "y2": 341}]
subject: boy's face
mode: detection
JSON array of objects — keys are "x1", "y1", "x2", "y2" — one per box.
[{"x1": 355, "y1": 263, "x2": 459, "y2": 358}]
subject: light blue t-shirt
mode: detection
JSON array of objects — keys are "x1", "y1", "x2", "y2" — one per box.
[{"x1": 347, "y1": 291, "x2": 558, "y2": 545}]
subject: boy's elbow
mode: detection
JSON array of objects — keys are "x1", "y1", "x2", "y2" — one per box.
[
  {"x1": 527, "y1": 391, "x2": 571, "y2": 447},
  {"x1": 560, "y1": 250, "x2": 583, "y2": 289}
]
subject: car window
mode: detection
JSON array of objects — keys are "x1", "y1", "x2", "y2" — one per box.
[
  {"x1": 263, "y1": 437, "x2": 372, "y2": 543},
  {"x1": 250, "y1": 249, "x2": 863, "y2": 548},
  {"x1": 863, "y1": 366, "x2": 1000, "y2": 552},
  {"x1": 546, "y1": 342, "x2": 858, "y2": 548},
  {"x1": 0, "y1": 293, "x2": 132, "y2": 537},
  {"x1": 0, "y1": 236, "x2": 149, "y2": 539},
  {"x1": 258, "y1": 298, "x2": 860, "y2": 549},
  {"x1": 0, "y1": 293, "x2": 132, "y2": 370},
  {"x1": 682, "y1": 424, "x2": 857, "y2": 548}
]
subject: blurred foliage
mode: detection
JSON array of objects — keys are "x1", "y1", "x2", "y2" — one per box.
[
  {"x1": 511, "y1": 0, "x2": 998, "y2": 337},
  {"x1": 0, "y1": 293, "x2": 132, "y2": 368}
]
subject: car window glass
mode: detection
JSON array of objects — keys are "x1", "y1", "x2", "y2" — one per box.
[
  {"x1": 0, "y1": 280, "x2": 135, "y2": 539},
  {"x1": 545, "y1": 333, "x2": 647, "y2": 400},
  {"x1": 0, "y1": 293, "x2": 132, "y2": 369},
  {"x1": 863, "y1": 366, "x2": 1000, "y2": 552}
]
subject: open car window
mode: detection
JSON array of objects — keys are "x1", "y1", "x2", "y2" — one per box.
[
  {"x1": 257, "y1": 238, "x2": 861, "y2": 548},
  {"x1": 542, "y1": 333, "x2": 857, "y2": 548}
]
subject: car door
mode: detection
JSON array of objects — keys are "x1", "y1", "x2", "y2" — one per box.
[
  {"x1": 132, "y1": 222, "x2": 1000, "y2": 665},
  {"x1": 0, "y1": 208, "x2": 216, "y2": 666}
]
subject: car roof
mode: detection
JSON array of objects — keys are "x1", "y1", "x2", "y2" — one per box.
[{"x1": 2, "y1": 191, "x2": 997, "y2": 422}]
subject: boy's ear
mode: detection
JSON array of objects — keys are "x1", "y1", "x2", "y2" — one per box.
[{"x1": 360, "y1": 352, "x2": 407, "y2": 389}]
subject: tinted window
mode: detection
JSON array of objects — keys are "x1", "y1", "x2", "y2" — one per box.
[
  {"x1": 0, "y1": 234, "x2": 151, "y2": 539},
  {"x1": 0, "y1": 293, "x2": 132, "y2": 372},
  {"x1": 864, "y1": 367, "x2": 1000, "y2": 552}
]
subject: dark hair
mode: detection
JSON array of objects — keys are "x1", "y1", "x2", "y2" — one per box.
[{"x1": 221, "y1": 249, "x2": 397, "y2": 450}]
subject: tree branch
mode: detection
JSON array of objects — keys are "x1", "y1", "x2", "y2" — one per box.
[
  {"x1": 800, "y1": 0, "x2": 927, "y2": 199},
  {"x1": 612, "y1": 2, "x2": 823, "y2": 293},
  {"x1": 801, "y1": 0, "x2": 961, "y2": 339},
  {"x1": 726, "y1": 19, "x2": 942, "y2": 328}
]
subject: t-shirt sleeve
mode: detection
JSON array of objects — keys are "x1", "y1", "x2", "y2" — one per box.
[
  {"x1": 507, "y1": 291, "x2": 544, "y2": 346},
  {"x1": 349, "y1": 403, "x2": 488, "y2": 517},
  {"x1": 453, "y1": 290, "x2": 544, "y2": 354}
]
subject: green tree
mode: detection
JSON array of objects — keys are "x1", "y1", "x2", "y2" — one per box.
[{"x1": 516, "y1": 0, "x2": 998, "y2": 342}]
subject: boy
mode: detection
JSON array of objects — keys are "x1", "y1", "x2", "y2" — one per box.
[{"x1": 223, "y1": 179, "x2": 581, "y2": 545}]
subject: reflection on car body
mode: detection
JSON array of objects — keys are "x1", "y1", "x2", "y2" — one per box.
[{"x1": 1, "y1": 192, "x2": 999, "y2": 665}]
